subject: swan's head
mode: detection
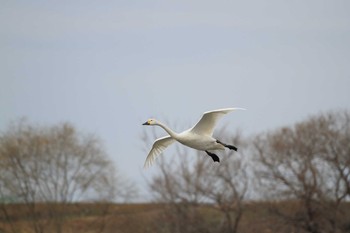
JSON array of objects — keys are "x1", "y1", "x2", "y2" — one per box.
[{"x1": 142, "y1": 119, "x2": 157, "y2": 126}]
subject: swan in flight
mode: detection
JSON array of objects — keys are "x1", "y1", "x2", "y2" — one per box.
[{"x1": 142, "y1": 108, "x2": 245, "y2": 168}]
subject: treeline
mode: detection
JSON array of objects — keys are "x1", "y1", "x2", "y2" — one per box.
[
  {"x1": 0, "y1": 110, "x2": 349, "y2": 233},
  {"x1": 144, "y1": 110, "x2": 350, "y2": 233},
  {"x1": 0, "y1": 120, "x2": 137, "y2": 233}
]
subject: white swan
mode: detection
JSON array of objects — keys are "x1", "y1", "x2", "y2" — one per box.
[{"x1": 142, "y1": 108, "x2": 245, "y2": 168}]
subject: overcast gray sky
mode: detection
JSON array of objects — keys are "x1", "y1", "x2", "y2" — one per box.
[{"x1": 1, "y1": 0, "x2": 350, "y2": 200}]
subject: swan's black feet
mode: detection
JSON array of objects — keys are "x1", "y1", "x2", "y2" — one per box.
[
  {"x1": 216, "y1": 140, "x2": 238, "y2": 151},
  {"x1": 205, "y1": 150, "x2": 220, "y2": 163},
  {"x1": 226, "y1": 144, "x2": 238, "y2": 151}
]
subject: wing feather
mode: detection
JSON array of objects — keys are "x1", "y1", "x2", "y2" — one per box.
[
  {"x1": 190, "y1": 108, "x2": 245, "y2": 136},
  {"x1": 144, "y1": 135, "x2": 175, "y2": 168}
]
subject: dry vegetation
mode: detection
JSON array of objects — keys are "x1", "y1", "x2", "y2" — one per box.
[
  {"x1": 1, "y1": 110, "x2": 349, "y2": 233},
  {"x1": 0, "y1": 202, "x2": 349, "y2": 233},
  {"x1": 141, "y1": 110, "x2": 350, "y2": 233}
]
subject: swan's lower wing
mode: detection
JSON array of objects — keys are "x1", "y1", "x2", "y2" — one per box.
[{"x1": 144, "y1": 136, "x2": 175, "y2": 168}]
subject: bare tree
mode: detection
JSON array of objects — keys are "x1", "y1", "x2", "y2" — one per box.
[
  {"x1": 0, "y1": 120, "x2": 137, "y2": 233},
  {"x1": 253, "y1": 110, "x2": 350, "y2": 233},
  {"x1": 145, "y1": 127, "x2": 248, "y2": 233}
]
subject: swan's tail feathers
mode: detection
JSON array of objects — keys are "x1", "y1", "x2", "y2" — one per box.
[{"x1": 144, "y1": 136, "x2": 175, "y2": 168}]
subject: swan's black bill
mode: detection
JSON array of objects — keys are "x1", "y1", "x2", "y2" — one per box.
[{"x1": 142, "y1": 122, "x2": 150, "y2": 125}]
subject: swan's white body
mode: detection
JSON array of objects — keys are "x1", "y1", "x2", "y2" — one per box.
[{"x1": 142, "y1": 108, "x2": 245, "y2": 167}]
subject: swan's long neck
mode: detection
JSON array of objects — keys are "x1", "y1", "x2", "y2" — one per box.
[{"x1": 156, "y1": 121, "x2": 179, "y2": 139}]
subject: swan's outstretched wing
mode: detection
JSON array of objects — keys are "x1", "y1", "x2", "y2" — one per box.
[
  {"x1": 144, "y1": 135, "x2": 175, "y2": 168},
  {"x1": 190, "y1": 108, "x2": 245, "y2": 136}
]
